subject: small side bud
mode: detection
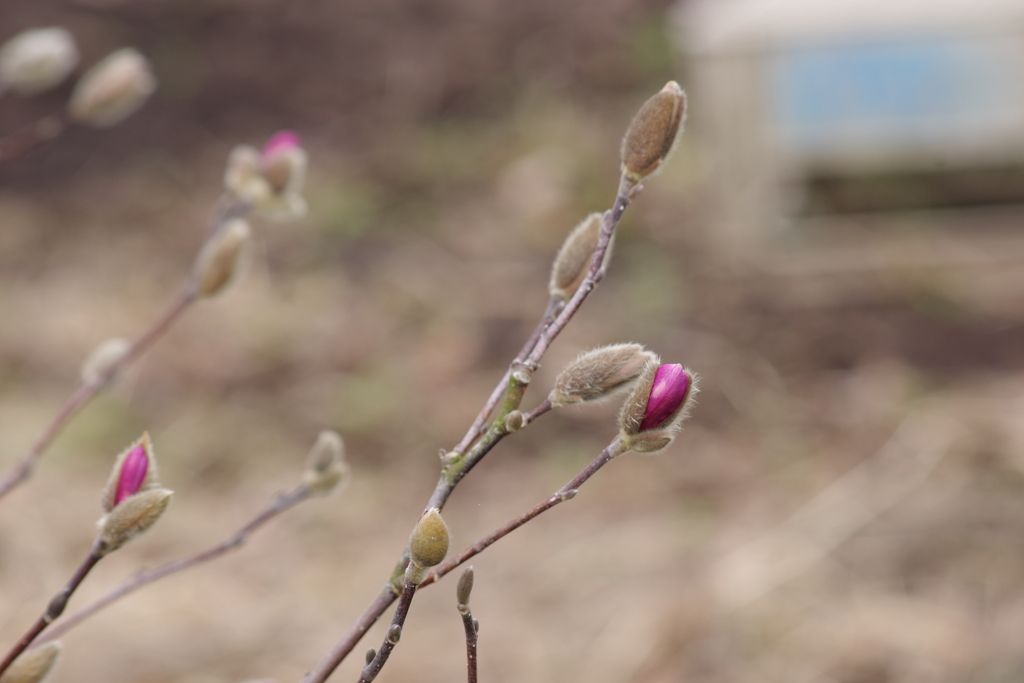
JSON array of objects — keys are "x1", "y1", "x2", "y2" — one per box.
[
  {"x1": 0, "y1": 641, "x2": 62, "y2": 683},
  {"x1": 550, "y1": 343, "x2": 656, "y2": 406},
  {"x1": 549, "y1": 213, "x2": 610, "y2": 301},
  {"x1": 0, "y1": 27, "x2": 78, "y2": 96},
  {"x1": 101, "y1": 433, "x2": 160, "y2": 513},
  {"x1": 80, "y1": 337, "x2": 130, "y2": 388},
  {"x1": 303, "y1": 430, "x2": 350, "y2": 495},
  {"x1": 364, "y1": 648, "x2": 376, "y2": 665},
  {"x1": 190, "y1": 218, "x2": 253, "y2": 298},
  {"x1": 472, "y1": 618, "x2": 480, "y2": 633},
  {"x1": 386, "y1": 624, "x2": 402, "y2": 645},
  {"x1": 620, "y1": 81, "x2": 686, "y2": 186},
  {"x1": 68, "y1": 48, "x2": 156, "y2": 127},
  {"x1": 619, "y1": 362, "x2": 697, "y2": 453},
  {"x1": 97, "y1": 488, "x2": 172, "y2": 554},
  {"x1": 456, "y1": 566, "x2": 474, "y2": 610},
  {"x1": 408, "y1": 508, "x2": 450, "y2": 579},
  {"x1": 504, "y1": 410, "x2": 524, "y2": 433}
]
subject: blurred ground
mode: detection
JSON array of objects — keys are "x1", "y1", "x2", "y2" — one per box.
[{"x1": 3, "y1": 2, "x2": 1024, "y2": 683}]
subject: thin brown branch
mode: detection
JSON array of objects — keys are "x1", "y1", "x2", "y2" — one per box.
[
  {"x1": 459, "y1": 605, "x2": 478, "y2": 683},
  {"x1": 0, "y1": 289, "x2": 197, "y2": 500},
  {"x1": 43, "y1": 484, "x2": 311, "y2": 642},
  {"x1": 0, "y1": 114, "x2": 67, "y2": 163},
  {"x1": 0, "y1": 539, "x2": 105, "y2": 677},
  {"x1": 355, "y1": 580, "x2": 417, "y2": 683}
]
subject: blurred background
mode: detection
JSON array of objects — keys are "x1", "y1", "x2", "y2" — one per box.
[{"x1": 2, "y1": 0, "x2": 1024, "y2": 681}]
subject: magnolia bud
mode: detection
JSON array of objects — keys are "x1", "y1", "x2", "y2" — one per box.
[
  {"x1": 101, "y1": 433, "x2": 160, "y2": 513},
  {"x1": 407, "y1": 508, "x2": 449, "y2": 583},
  {"x1": 224, "y1": 131, "x2": 308, "y2": 220},
  {"x1": 619, "y1": 361, "x2": 697, "y2": 453},
  {"x1": 549, "y1": 213, "x2": 609, "y2": 301},
  {"x1": 386, "y1": 624, "x2": 402, "y2": 645},
  {"x1": 0, "y1": 27, "x2": 78, "y2": 96},
  {"x1": 303, "y1": 430, "x2": 349, "y2": 495},
  {"x1": 0, "y1": 641, "x2": 62, "y2": 683},
  {"x1": 190, "y1": 218, "x2": 253, "y2": 298},
  {"x1": 551, "y1": 343, "x2": 656, "y2": 406},
  {"x1": 68, "y1": 48, "x2": 156, "y2": 127},
  {"x1": 504, "y1": 410, "x2": 524, "y2": 433},
  {"x1": 620, "y1": 81, "x2": 686, "y2": 186},
  {"x1": 456, "y1": 566, "x2": 474, "y2": 611},
  {"x1": 259, "y1": 131, "x2": 306, "y2": 194},
  {"x1": 364, "y1": 648, "x2": 376, "y2": 665},
  {"x1": 97, "y1": 488, "x2": 172, "y2": 554},
  {"x1": 80, "y1": 337, "x2": 130, "y2": 388}
]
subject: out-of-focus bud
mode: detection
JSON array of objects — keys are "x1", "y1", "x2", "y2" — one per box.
[
  {"x1": 190, "y1": 218, "x2": 253, "y2": 298},
  {"x1": 81, "y1": 337, "x2": 130, "y2": 388},
  {"x1": 224, "y1": 130, "x2": 308, "y2": 220},
  {"x1": 549, "y1": 213, "x2": 609, "y2": 301},
  {"x1": 0, "y1": 28, "x2": 78, "y2": 96},
  {"x1": 101, "y1": 433, "x2": 160, "y2": 513},
  {"x1": 550, "y1": 343, "x2": 656, "y2": 406},
  {"x1": 503, "y1": 410, "x2": 524, "y2": 433},
  {"x1": 68, "y1": 48, "x2": 155, "y2": 127},
  {"x1": 618, "y1": 361, "x2": 697, "y2": 453},
  {"x1": 97, "y1": 488, "x2": 172, "y2": 554},
  {"x1": 303, "y1": 430, "x2": 350, "y2": 495},
  {"x1": 364, "y1": 648, "x2": 376, "y2": 665},
  {"x1": 407, "y1": 508, "x2": 450, "y2": 583},
  {"x1": 456, "y1": 566, "x2": 474, "y2": 612},
  {"x1": 0, "y1": 641, "x2": 62, "y2": 683},
  {"x1": 620, "y1": 81, "x2": 686, "y2": 186},
  {"x1": 386, "y1": 625, "x2": 402, "y2": 644}
]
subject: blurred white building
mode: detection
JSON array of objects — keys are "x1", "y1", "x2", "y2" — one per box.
[{"x1": 675, "y1": 0, "x2": 1024, "y2": 262}]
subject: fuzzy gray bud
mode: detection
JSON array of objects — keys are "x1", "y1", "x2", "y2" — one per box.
[
  {"x1": 621, "y1": 81, "x2": 686, "y2": 185},
  {"x1": 549, "y1": 213, "x2": 611, "y2": 301},
  {"x1": 81, "y1": 337, "x2": 130, "y2": 388},
  {"x1": 191, "y1": 218, "x2": 253, "y2": 298},
  {"x1": 456, "y1": 566, "x2": 474, "y2": 611},
  {"x1": 0, "y1": 641, "x2": 62, "y2": 683},
  {"x1": 0, "y1": 28, "x2": 78, "y2": 96},
  {"x1": 303, "y1": 430, "x2": 349, "y2": 495},
  {"x1": 550, "y1": 343, "x2": 655, "y2": 406},
  {"x1": 407, "y1": 508, "x2": 450, "y2": 583},
  {"x1": 97, "y1": 488, "x2": 172, "y2": 554},
  {"x1": 68, "y1": 48, "x2": 156, "y2": 127}
]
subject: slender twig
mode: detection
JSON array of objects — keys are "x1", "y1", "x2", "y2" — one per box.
[
  {"x1": 301, "y1": 179, "x2": 635, "y2": 683},
  {"x1": 0, "y1": 288, "x2": 197, "y2": 500},
  {"x1": 461, "y1": 607, "x2": 478, "y2": 683},
  {"x1": 0, "y1": 113, "x2": 67, "y2": 163},
  {"x1": 42, "y1": 484, "x2": 312, "y2": 642},
  {"x1": 0, "y1": 538, "x2": 106, "y2": 677},
  {"x1": 419, "y1": 437, "x2": 625, "y2": 588},
  {"x1": 356, "y1": 581, "x2": 417, "y2": 683}
]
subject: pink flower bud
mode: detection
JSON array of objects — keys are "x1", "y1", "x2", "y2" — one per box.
[
  {"x1": 640, "y1": 364, "x2": 690, "y2": 431},
  {"x1": 260, "y1": 130, "x2": 301, "y2": 161},
  {"x1": 114, "y1": 443, "x2": 149, "y2": 506}
]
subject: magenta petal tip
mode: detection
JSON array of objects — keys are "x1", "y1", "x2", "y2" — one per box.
[
  {"x1": 114, "y1": 443, "x2": 149, "y2": 506},
  {"x1": 640, "y1": 364, "x2": 690, "y2": 431},
  {"x1": 261, "y1": 130, "x2": 301, "y2": 159}
]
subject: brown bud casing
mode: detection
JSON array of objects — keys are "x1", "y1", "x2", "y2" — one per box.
[
  {"x1": 98, "y1": 488, "x2": 172, "y2": 554},
  {"x1": 303, "y1": 430, "x2": 349, "y2": 495},
  {"x1": 620, "y1": 81, "x2": 686, "y2": 185},
  {"x1": 551, "y1": 343, "x2": 655, "y2": 406},
  {"x1": 409, "y1": 508, "x2": 450, "y2": 573},
  {"x1": 191, "y1": 218, "x2": 253, "y2": 298},
  {"x1": 0, "y1": 641, "x2": 62, "y2": 683},
  {"x1": 549, "y1": 213, "x2": 613, "y2": 301}
]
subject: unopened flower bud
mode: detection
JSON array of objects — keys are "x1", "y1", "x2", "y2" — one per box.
[
  {"x1": 0, "y1": 641, "x2": 62, "y2": 683},
  {"x1": 68, "y1": 48, "x2": 156, "y2": 127},
  {"x1": 259, "y1": 131, "x2": 306, "y2": 194},
  {"x1": 386, "y1": 624, "x2": 402, "y2": 644},
  {"x1": 620, "y1": 81, "x2": 686, "y2": 186},
  {"x1": 550, "y1": 213, "x2": 611, "y2": 301},
  {"x1": 303, "y1": 430, "x2": 350, "y2": 495},
  {"x1": 101, "y1": 433, "x2": 160, "y2": 513},
  {"x1": 364, "y1": 648, "x2": 376, "y2": 665},
  {"x1": 190, "y1": 218, "x2": 253, "y2": 298},
  {"x1": 81, "y1": 337, "x2": 130, "y2": 388},
  {"x1": 224, "y1": 131, "x2": 308, "y2": 220},
  {"x1": 619, "y1": 361, "x2": 697, "y2": 453},
  {"x1": 456, "y1": 566, "x2": 474, "y2": 610},
  {"x1": 407, "y1": 508, "x2": 449, "y2": 583},
  {"x1": 551, "y1": 343, "x2": 655, "y2": 406},
  {"x1": 97, "y1": 487, "x2": 172, "y2": 554},
  {"x1": 0, "y1": 27, "x2": 78, "y2": 96}
]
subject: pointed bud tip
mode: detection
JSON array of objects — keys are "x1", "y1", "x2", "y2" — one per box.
[
  {"x1": 620, "y1": 80, "x2": 687, "y2": 184},
  {"x1": 456, "y1": 566, "x2": 475, "y2": 606}
]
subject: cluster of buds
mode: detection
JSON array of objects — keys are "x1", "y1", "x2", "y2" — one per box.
[
  {"x1": 0, "y1": 27, "x2": 78, "y2": 96},
  {"x1": 97, "y1": 433, "x2": 173, "y2": 554},
  {"x1": 618, "y1": 361, "x2": 696, "y2": 453},
  {"x1": 406, "y1": 508, "x2": 450, "y2": 584},
  {"x1": 224, "y1": 131, "x2": 308, "y2": 220}
]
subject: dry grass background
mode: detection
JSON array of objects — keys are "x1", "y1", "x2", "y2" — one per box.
[{"x1": 4, "y1": 1, "x2": 1024, "y2": 682}]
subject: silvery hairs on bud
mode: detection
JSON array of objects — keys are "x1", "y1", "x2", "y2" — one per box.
[
  {"x1": 191, "y1": 218, "x2": 254, "y2": 298},
  {"x1": 68, "y1": 48, "x2": 156, "y2": 127},
  {"x1": 97, "y1": 488, "x2": 173, "y2": 554},
  {"x1": 620, "y1": 81, "x2": 687, "y2": 186},
  {"x1": 550, "y1": 343, "x2": 656, "y2": 406},
  {"x1": 0, "y1": 27, "x2": 78, "y2": 96},
  {"x1": 549, "y1": 213, "x2": 613, "y2": 301},
  {"x1": 80, "y1": 337, "x2": 130, "y2": 388},
  {"x1": 304, "y1": 430, "x2": 350, "y2": 495},
  {"x1": 0, "y1": 641, "x2": 62, "y2": 683}
]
